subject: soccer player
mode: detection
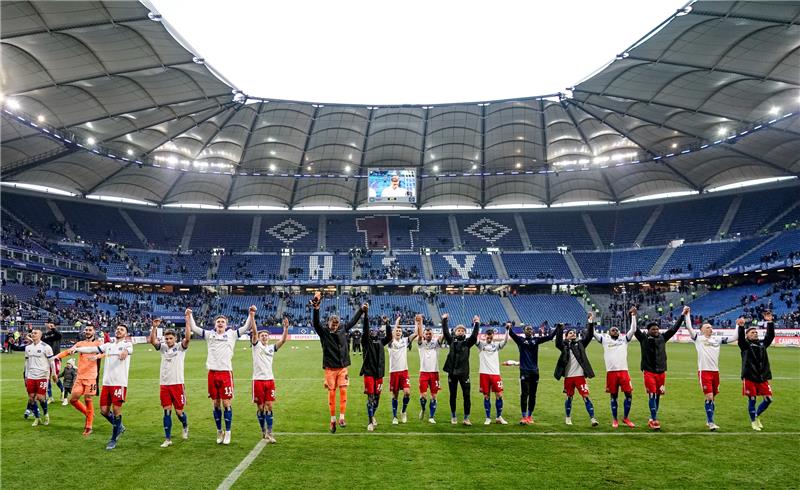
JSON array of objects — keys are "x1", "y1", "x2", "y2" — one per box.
[
  {"x1": 251, "y1": 317, "x2": 289, "y2": 443},
  {"x1": 310, "y1": 291, "x2": 367, "y2": 433},
  {"x1": 42, "y1": 322, "x2": 64, "y2": 402},
  {"x1": 71, "y1": 323, "x2": 133, "y2": 450},
  {"x1": 55, "y1": 324, "x2": 104, "y2": 436},
  {"x1": 738, "y1": 311, "x2": 775, "y2": 431},
  {"x1": 359, "y1": 304, "x2": 390, "y2": 431},
  {"x1": 387, "y1": 315, "x2": 417, "y2": 424},
  {"x1": 149, "y1": 315, "x2": 192, "y2": 448},
  {"x1": 593, "y1": 307, "x2": 637, "y2": 428},
  {"x1": 23, "y1": 328, "x2": 57, "y2": 427},
  {"x1": 441, "y1": 314, "x2": 480, "y2": 425},
  {"x1": 477, "y1": 326, "x2": 509, "y2": 425},
  {"x1": 554, "y1": 315, "x2": 598, "y2": 427},
  {"x1": 507, "y1": 322, "x2": 556, "y2": 425},
  {"x1": 632, "y1": 306, "x2": 686, "y2": 430},
  {"x1": 189, "y1": 306, "x2": 255, "y2": 445},
  {"x1": 416, "y1": 314, "x2": 443, "y2": 424},
  {"x1": 685, "y1": 308, "x2": 739, "y2": 431}
]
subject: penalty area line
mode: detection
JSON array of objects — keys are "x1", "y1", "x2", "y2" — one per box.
[
  {"x1": 271, "y1": 431, "x2": 800, "y2": 437},
  {"x1": 217, "y1": 439, "x2": 268, "y2": 490}
]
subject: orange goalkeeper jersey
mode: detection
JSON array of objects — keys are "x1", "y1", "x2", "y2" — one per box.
[{"x1": 56, "y1": 339, "x2": 103, "y2": 381}]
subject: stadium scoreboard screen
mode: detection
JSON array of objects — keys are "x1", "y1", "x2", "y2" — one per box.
[{"x1": 367, "y1": 169, "x2": 416, "y2": 204}]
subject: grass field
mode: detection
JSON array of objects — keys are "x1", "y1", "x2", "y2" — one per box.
[{"x1": 1, "y1": 340, "x2": 798, "y2": 489}]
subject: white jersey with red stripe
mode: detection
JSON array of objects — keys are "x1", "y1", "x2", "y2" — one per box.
[
  {"x1": 99, "y1": 341, "x2": 134, "y2": 387},
  {"x1": 24, "y1": 341, "x2": 54, "y2": 379},
  {"x1": 685, "y1": 316, "x2": 737, "y2": 372},
  {"x1": 417, "y1": 339, "x2": 442, "y2": 373},
  {"x1": 388, "y1": 337, "x2": 410, "y2": 373},
  {"x1": 477, "y1": 338, "x2": 507, "y2": 375},
  {"x1": 158, "y1": 343, "x2": 187, "y2": 385},
  {"x1": 252, "y1": 342, "x2": 277, "y2": 381}
]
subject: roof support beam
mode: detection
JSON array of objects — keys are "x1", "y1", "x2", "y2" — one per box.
[
  {"x1": 1, "y1": 147, "x2": 79, "y2": 178},
  {"x1": 416, "y1": 108, "x2": 429, "y2": 209},
  {"x1": 540, "y1": 99, "x2": 551, "y2": 205},
  {"x1": 1, "y1": 16, "x2": 152, "y2": 40},
  {"x1": 623, "y1": 55, "x2": 796, "y2": 85},
  {"x1": 225, "y1": 102, "x2": 264, "y2": 208},
  {"x1": 600, "y1": 171, "x2": 619, "y2": 203},
  {"x1": 289, "y1": 106, "x2": 319, "y2": 209},
  {"x1": 351, "y1": 108, "x2": 374, "y2": 209},
  {"x1": 480, "y1": 104, "x2": 486, "y2": 207},
  {"x1": 689, "y1": 9, "x2": 800, "y2": 26}
]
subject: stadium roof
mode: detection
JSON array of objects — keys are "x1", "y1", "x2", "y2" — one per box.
[{"x1": 1, "y1": 0, "x2": 798, "y2": 210}]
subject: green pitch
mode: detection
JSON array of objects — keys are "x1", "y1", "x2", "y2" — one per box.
[{"x1": 1, "y1": 342, "x2": 798, "y2": 489}]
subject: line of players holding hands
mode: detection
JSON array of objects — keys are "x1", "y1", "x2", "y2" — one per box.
[{"x1": 19, "y1": 290, "x2": 777, "y2": 450}]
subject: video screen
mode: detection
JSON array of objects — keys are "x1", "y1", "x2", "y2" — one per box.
[{"x1": 367, "y1": 169, "x2": 416, "y2": 204}]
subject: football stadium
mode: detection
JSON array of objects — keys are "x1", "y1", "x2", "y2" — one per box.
[{"x1": 1, "y1": 1, "x2": 799, "y2": 488}]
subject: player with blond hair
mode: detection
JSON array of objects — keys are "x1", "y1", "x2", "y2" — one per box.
[{"x1": 251, "y1": 317, "x2": 289, "y2": 442}]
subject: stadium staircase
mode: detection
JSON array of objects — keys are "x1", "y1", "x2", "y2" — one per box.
[
  {"x1": 448, "y1": 215, "x2": 462, "y2": 249},
  {"x1": 650, "y1": 247, "x2": 677, "y2": 275},
  {"x1": 2, "y1": 208, "x2": 37, "y2": 235},
  {"x1": 249, "y1": 216, "x2": 262, "y2": 250},
  {"x1": 207, "y1": 254, "x2": 220, "y2": 280},
  {"x1": 499, "y1": 296, "x2": 522, "y2": 325},
  {"x1": 420, "y1": 254, "x2": 434, "y2": 280},
  {"x1": 111, "y1": 247, "x2": 145, "y2": 277},
  {"x1": 317, "y1": 215, "x2": 326, "y2": 251},
  {"x1": 723, "y1": 233, "x2": 781, "y2": 267},
  {"x1": 425, "y1": 301, "x2": 441, "y2": 325},
  {"x1": 563, "y1": 252, "x2": 585, "y2": 279},
  {"x1": 490, "y1": 253, "x2": 509, "y2": 280},
  {"x1": 582, "y1": 213, "x2": 605, "y2": 250},
  {"x1": 717, "y1": 195, "x2": 743, "y2": 237},
  {"x1": 352, "y1": 255, "x2": 363, "y2": 279},
  {"x1": 118, "y1": 209, "x2": 149, "y2": 247},
  {"x1": 46, "y1": 199, "x2": 75, "y2": 240},
  {"x1": 279, "y1": 255, "x2": 290, "y2": 278},
  {"x1": 634, "y1": 205, "x2": 663, "y2": 246},
  {"x1": 180, "y1": 215, "x2": 195, "y2": 250},
  {"x1": 763, "y1": 200, "x2": 800, "y2": 232},
  {"x1": 514, "y1": 213, "x2": 533, "y2": 250}
]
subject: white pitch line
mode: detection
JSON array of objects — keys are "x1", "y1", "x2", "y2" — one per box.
[
  {"x1": 217, "y1": 439, "x2": 268, "y2": 490},
  {"x1": 270, "y1": 431, "x2": 799, "y2": 437}
]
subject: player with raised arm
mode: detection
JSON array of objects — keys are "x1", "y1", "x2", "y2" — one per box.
[
  {"x1": 441, "y1": 314, "x2": 480, "y2": 426},
  {"x1": 23, "y1": 328, "x2": 57, "y2": 427},
  {"x1": 149, "y1": 315, "x2": 192, "y2": 448},
  {"x1": 477, "y1": 325, "x2": 509, "y2": 425},
  {"x1": 554, "y1": 314, "x2": 598, "y2": 427},
  {"x1": 508, "y1": 322, "x2": 556, "y2": 425},
  {"x1": 310, "y1": 291, "x2": 366, "y2": 433},
  {"x1": 684, "y1": 307, "x2": 739, "y2": 431},
  {"x1": 593, "y1": 307, "x2": 637, "y2": 428},
  {"x1": 738, "y1": 311, "x2": 776, "y2": 431},
  {"x1": 388, "y1": 315, "x2": 417, "y2": 424},
  {"x1": 416, "y1": 314, "x2": 443, "y2": 424},
  {"x1": 71, "y1": 324, "x2": 133, "y2": 450},
  {"x1": 54, "y1": 324, "x2": 104, "y2": 436},
  {"x1": 189, "y1": 306, "x2": 255, "y2": 445},
  {"x1": 251, "y1": 317, "x2": 289, "y2": 443},
  {"x1": 359, "y1": 304, "x2": 390, "y2": 431},
  {"x1": 632, "y1": 306, "x2": 686, "y2": 430}
]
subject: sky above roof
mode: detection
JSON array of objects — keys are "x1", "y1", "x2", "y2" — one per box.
[{"x1": 147, "y1": 0, "x2": 686, "y2": 105}]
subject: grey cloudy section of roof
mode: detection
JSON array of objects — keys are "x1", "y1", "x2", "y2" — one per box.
[{"x1": 1, "y1": 0, "x2": 798, "y2": 209}]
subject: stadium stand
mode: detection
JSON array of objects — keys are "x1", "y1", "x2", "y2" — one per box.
[
  {"x1": 509, "y1": 294, "x2": 586, "y2": 327},
  {"x1": 522, "y1": 211, "x2": 594, "y2": 250},
  {"x1": 728, "y1": 187, "x2": 800, "y2": 236},
  {"x1": 262, "y1": 215, "x2": 318, "y2": 252},
  {"x1": 457, "y1": 214, "x2": 524, "y2": 250},
  {"x1": 731, "y1": 230, "x2": 800, "y2": 267},
  {"x1": 125, "y1": 209, "x2": 188, "y2": 249},
  {"x1": 643, "y1": 195, "x2": 733, "y2": 246},
  {"x1": 590, "y1": 206, "x2": 655, "y2": 248},
  {"x1": 435, "y1": 294, "x2": 508, "y2": 327},
  {"x1": 430, "y1": 253, "x2": 497, "y2": 280},
  {"x1": 58, "y1": 200, "x2": 140, "y2": 246},
  {"x1": 190, "y1": 214, "x2": 254, "y2": 251},
  {"x1": 502, "y1": 252, "x2": 573, "y2": 280},
  {"x1": 416, "y1": 214, "x2": 453, "y2": 250},
  {"x1": 216, "y1": 254, "x2": 283, "y2": 281},
  {"x1": 1, "y1": 193, "x2": 61, "y2": 239}
]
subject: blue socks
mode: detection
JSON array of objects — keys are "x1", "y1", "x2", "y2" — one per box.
[
  {"x1": 392, "y1": 398, "x2": 398, "y2": 417},
  {"x1": 495, "y1": 398, "x2": 503, "y2": 417},
  {"x1": 402, "y1": 395, "x2": 409, "y2": 414},
  {"x1": 484, "y1": 398, "x2": 491, "y2": 418},
  {"x1": 111, "y1": 415, "x2": 122, "y2": 441},
  {"x1": 757, "y1": 398, "x2": 772, "y2": 416},
  {"x1": 223, "y1": 407, "x2": 232, "y2": 431},
  {"x1": 177, "y1": 412, "x2": 188, "y2": 428},
  {"x1": 648, "y1": 394, "x2": 658, "y2": 420},
  {"x1": 164, "y1": 409, "x2": 173, "y2": 439},
  {"x1": 610, "y1": 397, "x2": 618, "y2": 420},
  {"x1": 584, "y1": 398, "x2": 595, "y2": 417},
  {"x1": 705, "y1": 400, "x2": 715, "y2": 424},
  {"x1": 565, "y1": 397, "x2": 573, "y2": 417},
  {"x1": 623, "y1": 396, "x2": 632, "y2": 419},
  {"x1": 420, "y1": 397, "x2": 427, "y2": 413},
  {"x1": 213, "y1": 407, "x2": 222, "y2": 430},
  {"x1": 747, "y1": 397, "x2": 757, "y2": 421},
  {"x1": 430, "y1": 399, "x2": 437, "y2": 417},
  {"x1": 39, "y1": 399, "x2": 48, "y2": 415},
  {"x1": 257, "y1": 410, "x2": 265, "y2": 431},
  {"x1": 31, "y1": 400, "x2": 40, "y2": 418},
  {"x1": 103, "y1": 411, "x2": 114, "y2": 425},
  {"x1": 265, "y1": 411, "x2": 273, "y2": 430}
]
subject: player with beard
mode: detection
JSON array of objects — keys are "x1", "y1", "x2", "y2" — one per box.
[
  {"x1": 310, "y1": 291, "x2": 367, "y2": 433},
  {"x1": 416, "y1": 314, "x2": 443, "y2": 423},
  {"x1": 554, "y1": 315, "x2": 598, "y2": 427},
  {"x1": 387, "y1": 315, "x2": 417, "y2": 424},
  {"x1": 738, "y1": 311, "x2": 775, "y2": 431},
  {"x1": 358, "y1": 305, "x2": 391, "y2": 431},
  {"x1": 507, "y1": 322, "x2": 557, "y2": 425},
  {"x1": 441, "y1": 314, "x2": 480, "y2": 426},
  {"x1": 593, "y1": 307, "x2": 637, "y2": 428}
]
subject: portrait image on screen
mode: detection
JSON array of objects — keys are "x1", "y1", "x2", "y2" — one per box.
[{"x1": 367, "y1": 169, "x2": 416, "y2": 204}]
